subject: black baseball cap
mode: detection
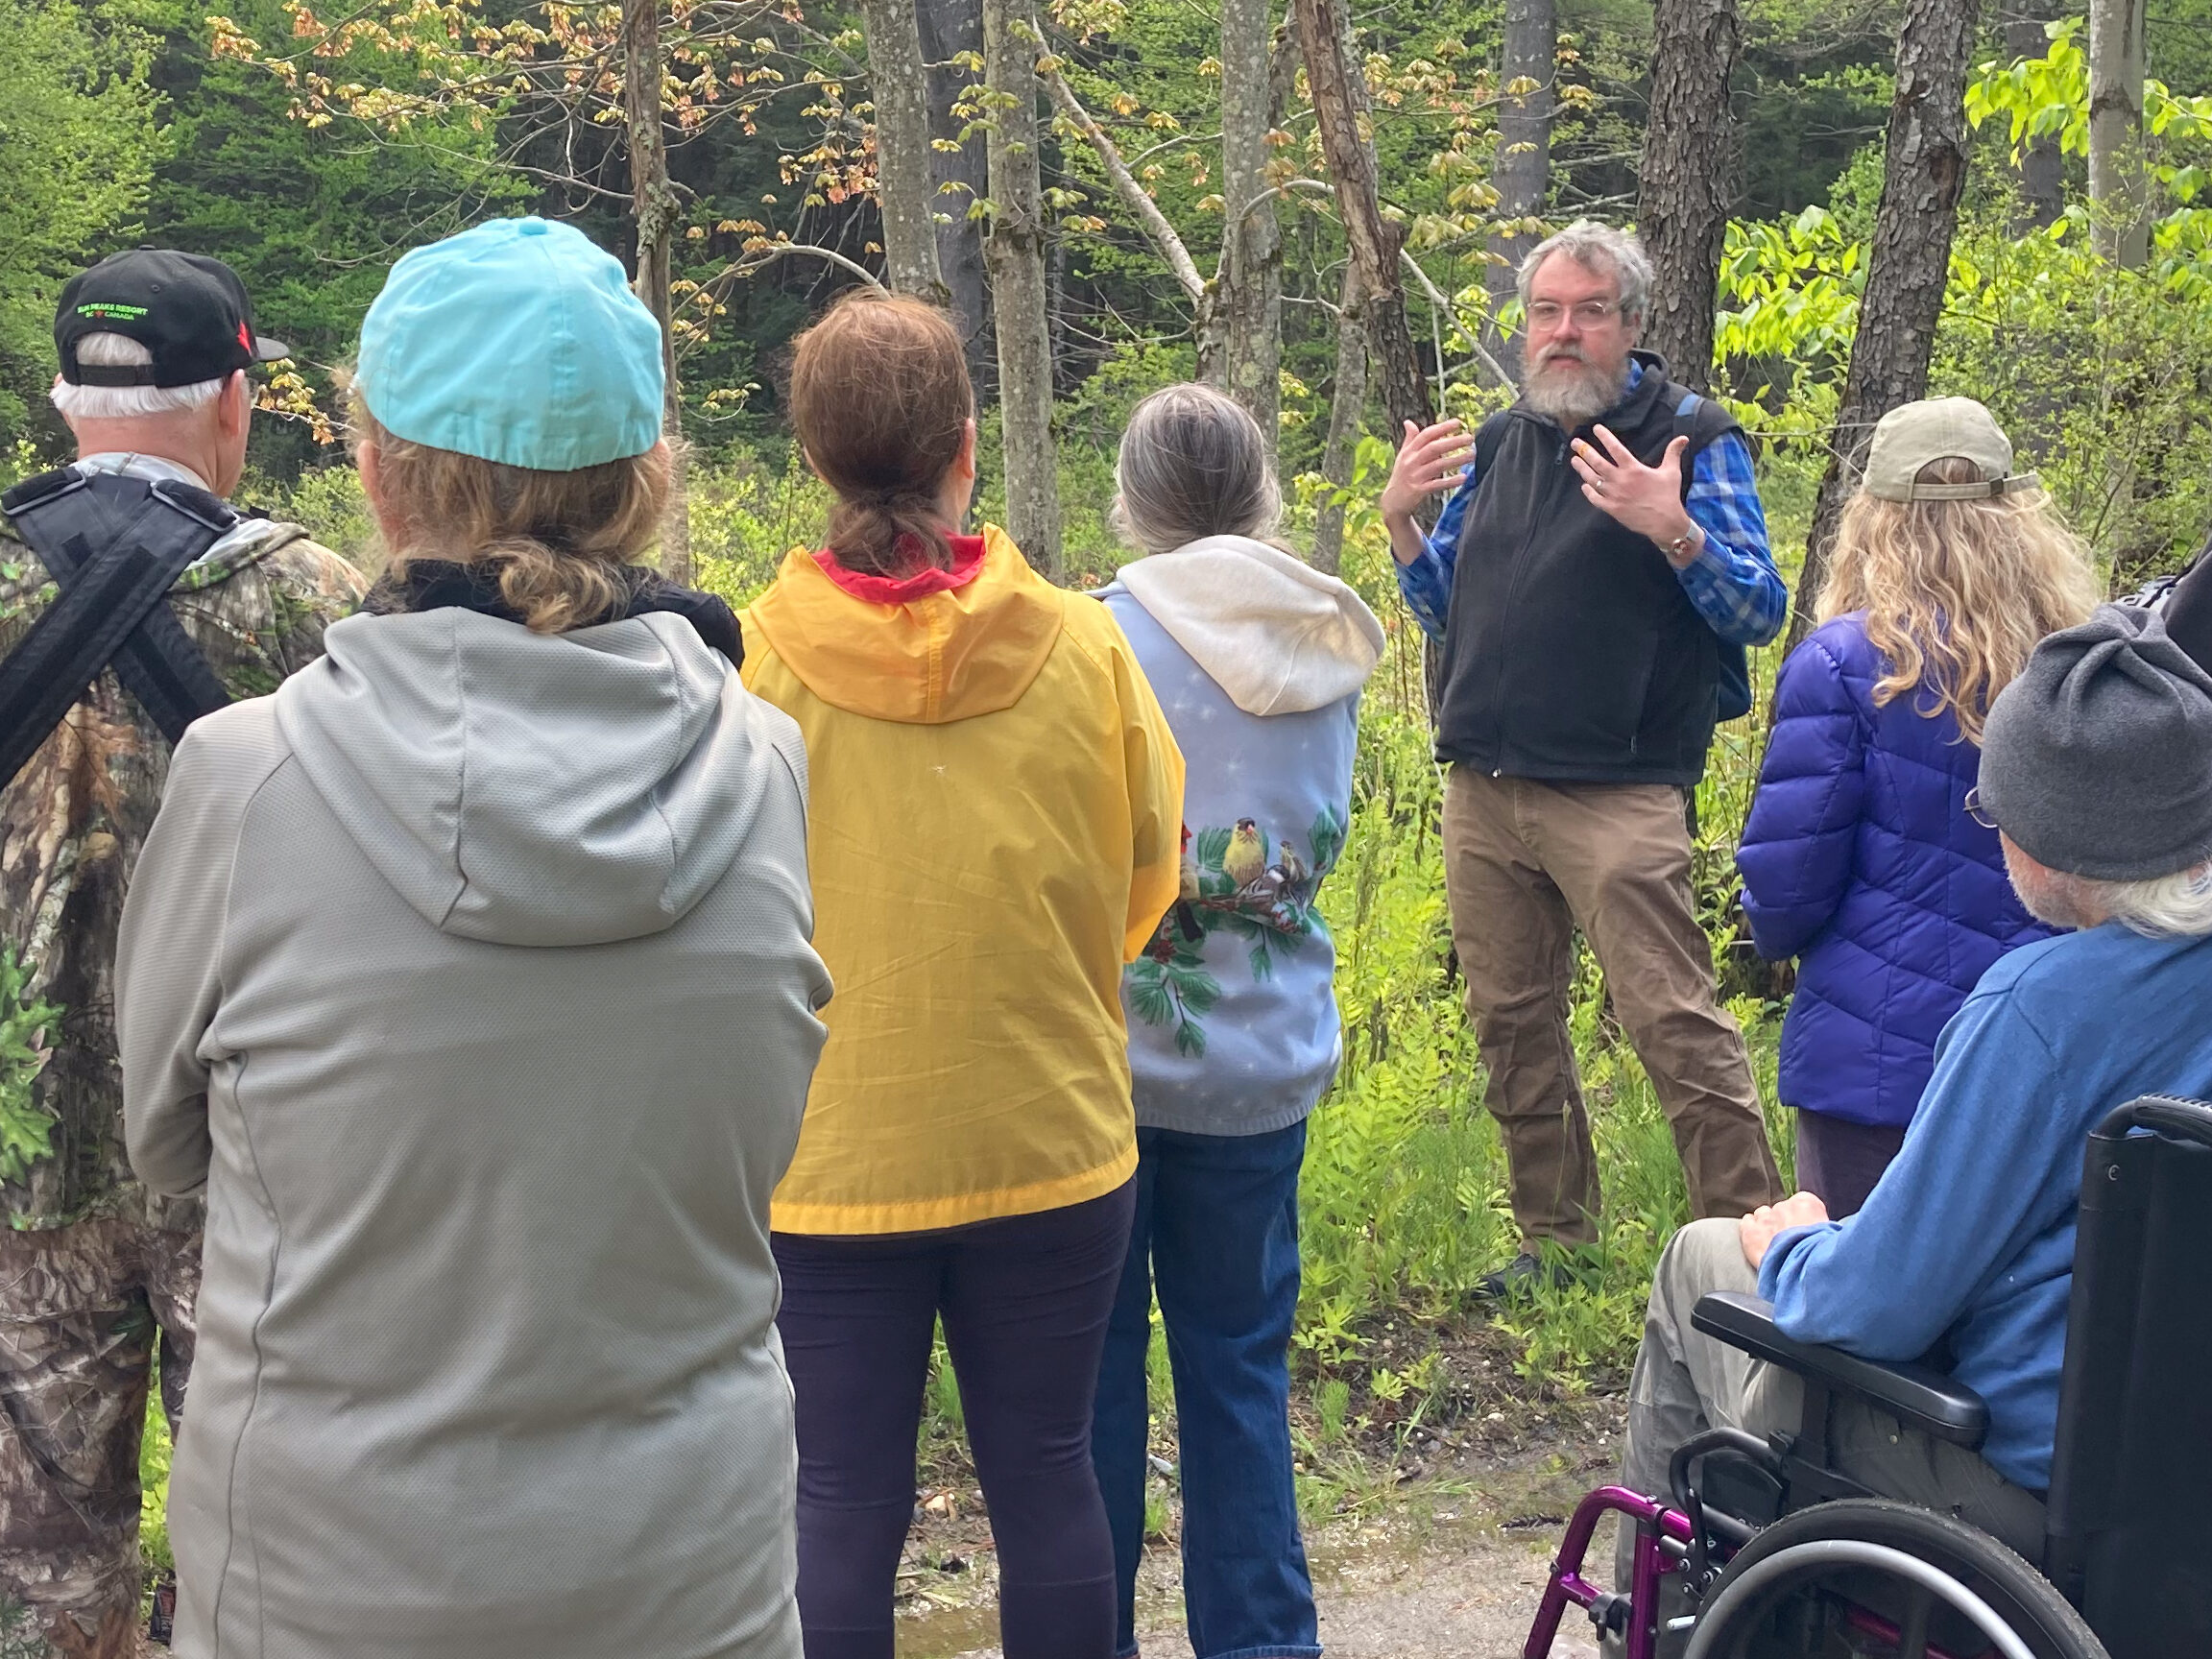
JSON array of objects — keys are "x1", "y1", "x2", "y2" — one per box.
[{"x1": 55, "y1": 248, "x2": 291, "y2": 388}]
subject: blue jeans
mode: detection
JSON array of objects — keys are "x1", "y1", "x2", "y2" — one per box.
[{"x1": 1091, "y1": 1120, "x2": 1321, "y2": 1659}]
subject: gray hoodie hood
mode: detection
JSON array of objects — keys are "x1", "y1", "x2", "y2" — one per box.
[{"x1": 276, "y1": 607, "x2": 805, "y2": 947}]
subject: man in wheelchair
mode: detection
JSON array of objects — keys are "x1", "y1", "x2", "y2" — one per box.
[{"x1": 1551, "y1": 607, "x2": 2212, "y2": 1659}]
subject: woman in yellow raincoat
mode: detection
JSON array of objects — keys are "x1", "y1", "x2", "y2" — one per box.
[{"x1": 741, "y1": 291, "x2": 1184, "y2": 1659}]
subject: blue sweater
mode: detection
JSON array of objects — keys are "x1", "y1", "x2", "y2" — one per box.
[
  {"x1": 1737, "y1": 615, "x2": 2055, "y2": 1128},
  {"x1": 1761, "y1": 921, "x2": 2212, "y2": 1490}
]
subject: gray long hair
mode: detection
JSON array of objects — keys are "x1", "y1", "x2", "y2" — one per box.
[
  {"x1": 1516, "y1": 220, "x2": 1654, "y2": 326},
  {"x1": 1112, "y1": 383, "x2": 1282, "y2": 555}
]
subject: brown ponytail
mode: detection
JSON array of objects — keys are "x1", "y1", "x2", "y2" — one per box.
[{"x1": 788, "y1": 290, "x2": 974, "y2": 577}]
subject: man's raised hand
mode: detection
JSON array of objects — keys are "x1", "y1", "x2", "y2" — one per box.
[
  {"x1": 1381, "y1": 419, "x2": 1475, "y2": 526},
  {"x1": 1571, "y1": 427, "x2": 1701, "y2": 563}
]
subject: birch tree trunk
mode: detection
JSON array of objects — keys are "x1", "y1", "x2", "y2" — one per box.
[
  {"x1": 623, "y1": 0, "x2": 690, "y2": 584},
  {"x1": 1294, "y1": 0, "x2": 1431, "y2": 433},
  {"x1": 982, "y1": 0, "x2": 1064, "y2": 573},
  {"x1": 1792, "y1": 0, "x2": 1981, "y2": 644},
  {"x1": 920, "y1": 0, "x2": 991, "y2": 364},
  {"x1": 864, "y1": 0, "x2": 950, "y2": 301},
  {"x1": 1311, "y1": 266, "x2": 1367, "y2": 576},
  {"x1": 1636, "y1": 0, "x2": 1740, "y2": 394},
  {"x1": 2089, "y1": 0, "x2": 2149, "y2": 267},
  {"x1": 1483, "y1": 0, "x2": 1553, "y2": 379},
  {"x1": 1219, "y1": 0, "x2": 1282, "y2": 445}
]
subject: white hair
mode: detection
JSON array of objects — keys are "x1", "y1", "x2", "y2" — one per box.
[
  {"x1": 2088, "y1": 862, "x2": 2212, "y2": 939},
  {"x1": 2017, "y1": 854, "x2": 2212, "y2": 938},
  {"x1": 1517, "y1": 220, "x2": 1654, "y2": 325},
  {"x1": 50, "y1": 333, "x2": 227, "y2": 421}
]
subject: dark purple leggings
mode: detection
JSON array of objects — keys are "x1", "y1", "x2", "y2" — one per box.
[
  {"x1": 772, "y1": 1181, "x2": 1137, "y2": 1659},
  {"x1": 1794, "y1": 1108, "x2": 1909, "y2": 1217}
]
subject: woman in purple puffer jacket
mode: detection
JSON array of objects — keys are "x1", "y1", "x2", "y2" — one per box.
[{"x1": 1738, "y1": 398, "x2": 2100, "y2": 1214}]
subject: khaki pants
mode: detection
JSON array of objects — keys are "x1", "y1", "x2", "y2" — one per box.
[
  {"x1": 1617, "y1": 1217, "x2": 2047, "y2": 1592},
  {"x1": 1441, "y1": 767, "x2": 1781, "y2": 1250},
  {"x1": 0, "y1": 1217, "x2": 200, "y2": 1659}
]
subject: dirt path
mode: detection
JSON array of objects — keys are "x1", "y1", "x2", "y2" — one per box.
[
  {"x1": 894, "y1": 1403, "x2": 1625, "y2": 1659},
  {"x1": 896, "y1": 1525, "x2": 1604, "y2": 1658}
]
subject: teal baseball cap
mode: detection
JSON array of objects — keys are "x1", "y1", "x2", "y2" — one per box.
[{"x1": 357, "y1": 216, "x2": 664, "y2": 471}]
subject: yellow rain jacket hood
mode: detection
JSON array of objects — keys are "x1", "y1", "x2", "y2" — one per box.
[{"x1": 743, "y1": 526, "x2": 1186, "y2": 1233}]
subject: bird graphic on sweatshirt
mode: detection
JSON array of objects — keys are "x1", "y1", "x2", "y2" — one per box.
[{"x1": 1223, "y1": 819, "x2": 1269, "y2": 889}]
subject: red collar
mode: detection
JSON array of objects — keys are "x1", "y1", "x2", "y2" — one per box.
[{"x1": 813, "y1": 535, "x2": 988, "y2": 604}]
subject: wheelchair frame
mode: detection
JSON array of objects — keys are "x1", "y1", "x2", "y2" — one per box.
[{"x1": 1515, "y1": 1093, "x2": 2212, "y2": 1659}]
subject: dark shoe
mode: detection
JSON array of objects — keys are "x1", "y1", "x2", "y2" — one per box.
[{"x1": 1474, "y1": 1251, "x2": 1576, "y2": 1301}]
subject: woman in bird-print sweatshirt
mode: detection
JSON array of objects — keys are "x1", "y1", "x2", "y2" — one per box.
[{"x1": 1091, "y1": 383, "x2": 1383, "y2": 1659}]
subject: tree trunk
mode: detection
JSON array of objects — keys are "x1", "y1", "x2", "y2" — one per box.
[
  {"x1": 1219, "y1": 0, "x2": 1283, "y2": 445},
  {"x1": 1792, "y1": 0, "x2": 1981, "y2": 643},
  {"x1": 863, "y1": 0, "x2": 950, "y2": 301},
  {"x1": 2089, "y1": 0, "x2": 2148, "y2": 266},
  {"x1": 1311, "y1": 266, "x2": 1367, "y2": 576},
  {"x1": 982, "y1": 0, "x2": 1064, "y2": 572},
  {"x1": 623, "y1": 0, "x2": 689, "y2": 584},
  {"x1": 1294, "y1": 0, "x2": 1431, "y2": 433},
  {"x1": 920, "y1": 0, "x2": 991, "y2": 369},
  {"x1": 1483, "y1": 0, "x2": 1554, "y2": 380},
  {"x1": 1636, "y1": 0, "x2": 1740, "y2": 394},
  {"x1": 2003, "y1": 0, "x2": 2064, "y2": 228}
]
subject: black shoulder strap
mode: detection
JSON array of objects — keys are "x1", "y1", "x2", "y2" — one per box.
[{"x1": 0, "y1": 470, "x2": 235, "y2": 787}]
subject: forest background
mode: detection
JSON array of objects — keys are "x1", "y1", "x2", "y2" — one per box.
[{"x1": 11, "y1": 0, "x2": 2212, "y2": 1595}]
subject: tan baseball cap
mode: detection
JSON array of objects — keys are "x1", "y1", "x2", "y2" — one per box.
[{"x1": 1862, "y1": 397, "x2": 2040, "y2": 502}]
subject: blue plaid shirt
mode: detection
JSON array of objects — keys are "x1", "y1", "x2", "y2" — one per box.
[{"x1": 1395, "y1": 367, "x2": 1787, "y2": 648}]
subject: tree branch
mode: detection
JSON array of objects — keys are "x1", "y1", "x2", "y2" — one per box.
[
  {"x1": 1399, "y1": 251, "x2": 1517, "y2": 387},
  {"x1": 728, "y1": 243, "x2": 890, "y2": 289},
  {"x1": 1037, "y1": 44, "x2": 1208, "y2": 304}
]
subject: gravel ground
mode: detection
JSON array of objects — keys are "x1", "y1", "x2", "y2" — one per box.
[
  {"x1": 895, "y1": 1400, "x2": 1626, "y2": 1659},
  {"x1": 895, "y1": 1524, "x2": 1606, "y2": 1659}
]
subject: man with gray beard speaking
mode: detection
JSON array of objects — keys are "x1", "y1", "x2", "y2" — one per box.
[{"x1": 1382, "y1": 220, "x2": 1786, "y2": 1298}]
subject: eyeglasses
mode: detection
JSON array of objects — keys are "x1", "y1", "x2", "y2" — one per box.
[
  {"x1": 1965, "y1": 786, "x2": 1999, "y2": 830},
  {"x1": 1526, "y1": 300, "x2": 1622, "y2": 331}
]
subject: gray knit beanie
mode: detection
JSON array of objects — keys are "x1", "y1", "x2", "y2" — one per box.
[{"x1": 1979, "y1": 605, "x2": 2212, "y2": 880}]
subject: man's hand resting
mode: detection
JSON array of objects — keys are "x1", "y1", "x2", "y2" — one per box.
[{"x1": 1739, "y1": 1191, "x2": 1830, "y2": 1271}]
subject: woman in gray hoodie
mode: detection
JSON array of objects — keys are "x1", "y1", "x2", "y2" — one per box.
[{"x1": 114, "y1": 218, "x2": 830, "y2": 1659}]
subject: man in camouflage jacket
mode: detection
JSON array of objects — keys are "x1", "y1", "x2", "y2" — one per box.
[{"x1": 0, "y1": 250, "x2": 365, "y2": 1658}]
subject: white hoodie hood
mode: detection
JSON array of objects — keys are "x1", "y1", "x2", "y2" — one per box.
[
  {"x1": 276, "y1": 607, "x2": 803, "y2": 948},
  {"x1": 1113, "y1": 534, "x2": 1384, "y2": 716}
]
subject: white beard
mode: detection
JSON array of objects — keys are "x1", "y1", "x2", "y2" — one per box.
[{"x1": 1522, "y1": 351, "x2": 1629, "y2": 425}]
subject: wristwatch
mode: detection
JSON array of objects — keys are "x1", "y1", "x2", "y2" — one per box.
[{"x1": 1664, "y1": 524, "x2": 1703, "y2": 563}]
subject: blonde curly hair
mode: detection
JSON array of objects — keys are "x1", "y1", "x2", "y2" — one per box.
[{"x1": 1816, "y1": 455, "x2": 2102, "y2": 745}]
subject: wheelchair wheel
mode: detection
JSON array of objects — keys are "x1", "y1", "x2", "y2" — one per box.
[{"x1": 1683, "y1": 1499, "x2": 2106, "y2": 1659}]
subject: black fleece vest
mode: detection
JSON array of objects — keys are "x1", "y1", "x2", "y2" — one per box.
[{"x1": 1434, "y1": 351, "x2": 1743, "y2": 786}]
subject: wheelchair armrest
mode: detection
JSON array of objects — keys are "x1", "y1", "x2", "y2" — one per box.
[{"x1": 1691, "y1": 1290, "x2": 1990, "y2": 1451}]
